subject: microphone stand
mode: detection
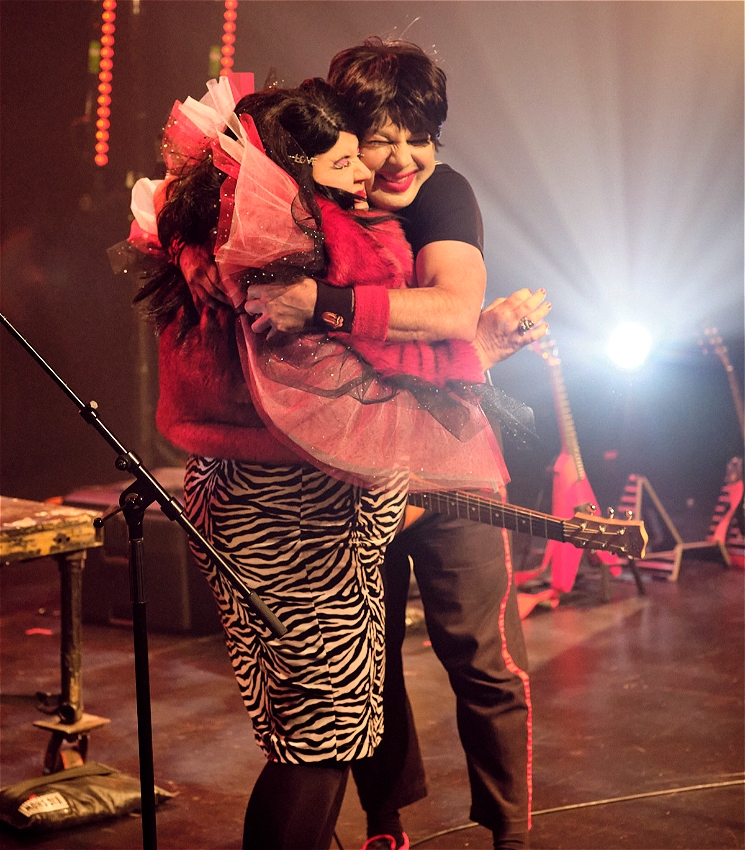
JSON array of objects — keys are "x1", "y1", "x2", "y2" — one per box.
[{"x1": 1, "y1": 311, "x2": 286, "y2": 850}]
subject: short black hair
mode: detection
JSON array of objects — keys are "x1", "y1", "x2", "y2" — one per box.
[{"x1": 327, "y1": 38, "x2": 447, "y2": 142}]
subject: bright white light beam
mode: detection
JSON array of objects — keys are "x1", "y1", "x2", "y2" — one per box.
[{"x1": 606, "y1": 322, "x2": 653, "y2": 370}]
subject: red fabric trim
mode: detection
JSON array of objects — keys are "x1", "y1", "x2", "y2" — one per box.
[
  {"x1": 240, "y1": 113, "x2": 265, "y2": 154},
  {"x1": 215, "y1": 172, "x2": 236, "y2": 255},
  {"x1": 350, "y1": 285, "x2": 390, "y2": 341},
  {"x1": 160, "y1": 421, "x2": 301, "y2": 464},
  {"x1": 498, "y1": 529, "x2": 533, "y2": 829},
  {"x1": 127, "y1": 218, "x2": 162, "y2": 251},
  {"x1": 351, "y1": 337, "x2": 485, "y2": 385},
  {"x1": 226, "y1": 71, "x2": 255, "y2": 104}
]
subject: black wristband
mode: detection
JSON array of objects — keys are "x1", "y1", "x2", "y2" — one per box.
[{"x1": 313, "y1": 281, "x2": 355, "y2": 332}]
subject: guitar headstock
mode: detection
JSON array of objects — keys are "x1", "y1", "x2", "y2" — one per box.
[
  {"x1": 698, "y1": 326, "x2": 732, "y2": 371},
  {"x1": 726, "y1": 456, "x2": 743, "y2": 485},
  {"x1": 565, "y1": 511, "x2": 648, "y2": 559},
  {"x1": 533, "y1": 335, "x2": 560, "y2": 365}
]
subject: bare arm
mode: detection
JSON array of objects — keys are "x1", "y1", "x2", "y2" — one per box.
[
  {"x1": 244, "y1": 239, "x2": 485, "y2": 342},
  {"x1": 385, "y1": 240, "x2": 485, "y2": 342},
  {"x1": 182, "y1": 246, "x2": 550, "y2": 367}
]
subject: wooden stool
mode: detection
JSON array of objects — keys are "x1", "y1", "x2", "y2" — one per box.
[{"x1": 1, "y1": 496, "x2": 109, "y2": 773}]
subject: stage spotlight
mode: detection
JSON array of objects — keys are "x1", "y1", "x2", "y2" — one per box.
[{"x1": 606, "y1": 322, "x2": 653, "y2": 370}]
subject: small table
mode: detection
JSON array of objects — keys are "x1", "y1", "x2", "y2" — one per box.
[{"x1": 1, "y1": 496, "x2": 109, "y2": 773}]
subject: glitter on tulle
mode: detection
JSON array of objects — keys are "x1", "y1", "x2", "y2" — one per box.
[{"x1": 235, "y1": 321, "x2": 510, "y2": 493}]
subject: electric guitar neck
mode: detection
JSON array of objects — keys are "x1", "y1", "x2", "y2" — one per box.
[
  {"x1": 700, "y1": 326, "x2": 745, "y2": 440},
  {"x1": 535, "y1": 337, "x2": 586, "y2": 478},
  {"x1": 407, "y1": 490, "x2": 647, "y2": 559}
]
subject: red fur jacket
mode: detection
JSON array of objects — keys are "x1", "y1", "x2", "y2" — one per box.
[{"x1": 157, "y1": 307, "x2": 301, "y2": 463}]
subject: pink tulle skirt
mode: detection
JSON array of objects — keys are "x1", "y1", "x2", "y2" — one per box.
[{"x1": 235, "y1": 316, "x2": 509, "y2": 494}]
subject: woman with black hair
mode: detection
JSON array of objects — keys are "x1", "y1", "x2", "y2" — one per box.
[{"x1": 117, "y1": 75, "x2": 506, "y2": 850}]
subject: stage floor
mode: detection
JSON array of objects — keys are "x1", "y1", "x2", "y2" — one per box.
[{"x1": 1, "y1": 537, "x2": 743, "y2": 849}]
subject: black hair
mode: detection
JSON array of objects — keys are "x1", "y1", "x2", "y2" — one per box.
[{"x1": 132, "y1": 154, "x2": 223, "y2": 332}]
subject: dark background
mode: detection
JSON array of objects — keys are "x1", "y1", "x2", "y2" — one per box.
[{"x1": 1, "y1": 1, "x2": 742, "y2": 531}]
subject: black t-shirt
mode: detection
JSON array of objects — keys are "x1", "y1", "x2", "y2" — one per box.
[{"x1": 397, "y1": 162, "x2": 484, "y2": 257}]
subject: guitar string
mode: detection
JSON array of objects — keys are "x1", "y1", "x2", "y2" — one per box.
[{"x1": 412, "y1": 491, "x2": 637, "y2": 554}]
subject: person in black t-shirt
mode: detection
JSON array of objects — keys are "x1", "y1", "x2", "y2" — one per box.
[{"x1": 243, "y1": 41, "x2": 550, "y2": 850}]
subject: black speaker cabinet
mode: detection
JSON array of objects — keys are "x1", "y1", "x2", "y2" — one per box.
[{"x1": 65, "y1": 468, "x2": 222, "y2": 636}]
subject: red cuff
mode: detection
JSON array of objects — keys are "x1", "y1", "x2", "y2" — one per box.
[{"x1": 350, "y1": 285, "x2": 390, "y2": 341}]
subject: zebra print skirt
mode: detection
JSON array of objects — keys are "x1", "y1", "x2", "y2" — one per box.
[{"x1": 183, "y1": 456, "x2": 408, "y2": 764}]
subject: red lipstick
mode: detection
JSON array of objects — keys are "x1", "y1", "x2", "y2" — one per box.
[{"x1": 376, "y1": 171, "x2": 416, "y2": 194}]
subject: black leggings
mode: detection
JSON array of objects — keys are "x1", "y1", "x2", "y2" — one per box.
[{"x1": 243, "y1": 760, "x2": 350, "y2": 850}]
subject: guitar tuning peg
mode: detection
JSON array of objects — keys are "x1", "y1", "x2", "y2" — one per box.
[
  {"x1": 607, "y1": 507, "x2": 615, "y2": 519},
  {"x1": 625, "y1": 510, "x2": 634, "y2": 520}
]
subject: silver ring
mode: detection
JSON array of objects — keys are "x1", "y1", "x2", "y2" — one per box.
[{"x1": 517, "y1": 317, "x2": 534, "y2": 335}]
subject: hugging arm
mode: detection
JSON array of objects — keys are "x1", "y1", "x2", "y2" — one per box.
[{"x1": 243, "y1": 239, "x2": 485, "y2": 343}]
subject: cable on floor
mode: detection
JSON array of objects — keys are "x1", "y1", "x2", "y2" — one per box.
[
  {"x1": 333, "y1": 776, "x2": 744, "y2": 849},
  {"x1": 407, "y1": 776, "x2": 745, "y2": 848}
]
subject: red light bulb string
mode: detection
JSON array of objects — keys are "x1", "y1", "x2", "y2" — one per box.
[
  {"x1": 220, "y1": 1, "x2": 238, "y2": 76},
  {"x1": 94, "y1": 0, "x2": 116, "y2": 167}
]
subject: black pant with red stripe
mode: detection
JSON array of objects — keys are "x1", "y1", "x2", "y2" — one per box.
[{"x1": 352, "y1": 511, "x2": 532, "y2": 848}]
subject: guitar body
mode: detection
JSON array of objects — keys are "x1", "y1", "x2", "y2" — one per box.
[
  {"x1": 708, "y1": 458, "x2": 744, "y2": 547},
  {"x1": 532, "y1": 337, "x2": 620, "y2": 597},
  {"x1": 541, "y1": 451, "x2": 616, "y2": 593},
  {"x1": 700, "y1": 329, "x2": 745, "y2": 565}
]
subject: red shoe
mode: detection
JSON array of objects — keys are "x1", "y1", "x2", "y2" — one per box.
[{"x1": 361, "y1": 834, "x2": 410, "y2": 850}]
